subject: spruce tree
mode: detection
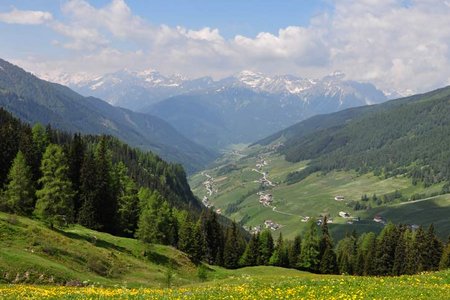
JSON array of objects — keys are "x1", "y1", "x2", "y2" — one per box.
[
  {"x1": 424, "y1": 224, "x2": 443, "y2": 271},
  {"x1": 288, "y1": 234, "x2": 301, "y2": 268},
  {"x1": 34, "y1": 144, "x2": 74, "y2": 228},
  {"x1": 374, "y1": 222, "x2": 399, "y2": 275},
  {"x1": 269, "y1": 232, "x2": 284, "y2": 266},
  {"x1": 78, "y1": 151, "x2": 100, "y2": 229},
  {"x1": 223, "y1": 222, "x2": 242, "y2": 269},
  {"x1": 2, "y1": 151, "x2": 35, "y2": 215},
  {"x1": 439, "y1": 242, "x2": 450, "y2": 270},
  {"x1": 298, "y1": 219, "x2": 320, "y2": 272},
  {"x1": 94, "y1": 137, "x2": 117, "y2": 233},
  {"x1": 114, "y1": 162, "x2": 139, "y2": 236},
  {"x1": 318, "y1": 217, "x2": 338, "y2": 274},
  {"x1": 240, "y1": 233, "x2": 260, "y2": 266},
  {"x1": 67, "y1": 133, "x2": 85, "y2": 218},
  {"x1": 258, "y1": 229, "x2": 274, "y2": 265}
]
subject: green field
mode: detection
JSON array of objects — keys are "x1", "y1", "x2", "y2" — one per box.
[
  {"x1": 190, "y1": 145, "x2": 450, "y2": 239},
  {"x1": 1, "y1": 269, "x2": 449, "y2": 299}
]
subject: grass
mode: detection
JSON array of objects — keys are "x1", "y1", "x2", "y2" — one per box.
[
  {"x1": 190, "y1": 144, "x2": 450, "y2": 240},
  {"x1": 0, "y1": 212, "x2": 199, "y2": 288},
  {"x1": 1, "y1": 269, "x2": 449, "y2": 299}
]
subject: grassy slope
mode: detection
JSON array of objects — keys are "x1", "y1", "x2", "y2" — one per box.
[
  {"x1": 0, "y1": 212, "x2": 201, "y2": 288},
  {"x1": 190, "y1": 145, "x2": 450, "y2": 240}
]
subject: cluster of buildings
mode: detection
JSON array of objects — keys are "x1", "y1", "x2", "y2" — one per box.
[
  {"x1": 258, "y1": 192, "x2": 273, "y2": 206},
  {"x1": 264, "y1": 220, "x2": 281, "y2": 231}
]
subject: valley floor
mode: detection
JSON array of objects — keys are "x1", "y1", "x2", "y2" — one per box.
[{"x1": 1, "y1": 268, "x2": 449, "y2": 299}]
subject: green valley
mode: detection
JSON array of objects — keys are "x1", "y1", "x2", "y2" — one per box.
[{"x1": 190, "y1": 144, "x2": 450, "y2": 240}]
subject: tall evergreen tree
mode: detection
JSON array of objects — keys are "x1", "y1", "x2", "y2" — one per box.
[
  {"x1": 439, "y1": 241, "x2": 450, "y2": 270},
  {"x1": 240, "y1": 233, "x2": 260, "y2": 267},
  {"x1": 94, "y1": 137, "x2": 117, "y2": 233},
  {"x1": 114, "y1": 162, "x2": 139, "y2": 236},
  {"x1": 2, "y1": 151, "x2": 35, "y2": 215},
  {"x1": 34, "y1": 144, "x2": 74, "y2": 228},
  {"x1": 424, "y1": 224, "x2": 443, "y2": 271},
  {"x1": 201, "y1": 210, "x2": 224, "y2": 265},
  {"x1": 374, "y1": 222, "x2": 399, "y2": 275},
  {"x1": 258, "y1": 229, "x2": 274, "y2": 266},
  {"x1": 67, "y1": 133, "x2": 85, "y2": 218},
  {"x1": 78, "y1": 151, "x2": 100, "y2": 229},
  {"x1": 223, "y1": 222, "x2": 243, "y2": 269},
  {"x1": 298, "y1": 219, "x2": 320, "y2": 272},
  {"x1": 319, "y1": 217, "x2": 338, "y2": 274},
  {"x1": 288, "y1": 234, "x2": 302, "y2": 269},
  {"x1": 270, "y1": 232, "x2": 289, "y2": 267}
]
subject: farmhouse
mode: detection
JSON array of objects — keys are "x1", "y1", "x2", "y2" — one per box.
[
  {"x1": 339, "y1": 211, "x2": 351, "y2": 218},
  {"x1": 335, "y1": 195, "x2": 345, "y2": 201},
  {"x1": 264, "y1": 220, "x2": 280, "y2": 230},
  {"x1": 373, "y1": 215, "x2": 388, "y2": 225}
]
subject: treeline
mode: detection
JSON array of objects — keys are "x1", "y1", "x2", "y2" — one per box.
[
  {"x1": 282, "y1": 87, "x2": 450, "y2": 189},
  {"x1": 234, "y1": 218, "x2": 450, "y2": 275}
]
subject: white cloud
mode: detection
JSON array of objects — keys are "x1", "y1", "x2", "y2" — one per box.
[
  {"x1": 7, "y1": 0, "x2": 450, "y2": 94},
  {"x1": 0, "y1": 8, "x2": 52, "y2": 25}
]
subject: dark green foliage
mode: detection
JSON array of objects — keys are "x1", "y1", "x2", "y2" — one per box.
[
  {"x1": 298, "y1": 219, "x2": 320, "y2": 272},
  {"x1": 374, "y1": 223, "x2": 399, "y2": 275},
  {"x1": 440, "y1": 242, "x2": 450, "y2": 270},
  {"x1": 258, "y1": 229, "x2": 274, "y2": 266},
  {"x1": 239, "y1": 233, "x2": 260, "y2": 267},
  {"x1": 269, "y1": 233, "x2": 289, "y2": 267},
  {"x1": 223, "y1": 222, "x2": 244, "y2": 269},
  {"x1": 319, "y1": 217, "x2": 338, "y2": 274},
  {"x1": 1, "y1": 151, "x2": 35, "y2": 215},
  {"x1": 200, "y1": 210, "x2": 224, "y2": 265},
  {"x1": 288, "y1": 234, "x2": 301, "y2": 269}
]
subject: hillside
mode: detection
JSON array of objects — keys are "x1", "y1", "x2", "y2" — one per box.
[
  {"x1": 258, "y1": 86, "x2": 450, "y2": 186},
  {"x1": 0, "y1": 59, "x2": 215, "y2": 173}
]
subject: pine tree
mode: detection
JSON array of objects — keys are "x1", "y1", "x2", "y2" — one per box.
[
  {"x1": 78, "y1": 151, "x2": 100, "y2": 229},
  {"x1": 201, "y1": 210, "x2": 224, "y2": 265},
  {"x1": 34, "y1": 144, "x2": 74, "y2": 228},
  {"x1": 67, "y1": 133, "x2": 85, "y2": 218},
  {"x1": 240, "y1": 233, "x2": 260, "y2": 266},
  {"x1": 94, "y1": 137, "x2": 117, "y2": 233},
  {"x1": 191, "y1": 219, "x2": 205, "y2": 264},
  {"x1": 298, "y1": 219, "x2": 320, "y2": 272},
  {"x1": 439, "y1": 241, "x2": 450, "y2": 270},
  {"x1": 258, "y1": 229, "x2": 274, "y2": 265},
  {"x1": 114, "y1": 162, "x2": 139, "y2": 236},
  {"x1": 374, "y1": 222, "x2": 399, "y2": 275},
  {"x1": 177, "y1": 211, "x2": 195, "y2": 258},
  {"x1": 319, "y1": 217, "x2": 338, "y2": 274},
  {"x1": 269, "y1": 232, "x2": 283, "y2": 266},
  {"x1": 223, "y1": 222, "x2": 242, "y2": 269},
  {"x1": 392, "y1": 226, "x2": 408, "y2": 275},
  {"x1": 288, "y1": 234, "x2": 301, "y2": 268},
  {"x1": 2, "y1": 151, "x2": 35, "y2": 215},
  {"x1": 424, "y1": 224, "x2": 443, "y2": 271}
]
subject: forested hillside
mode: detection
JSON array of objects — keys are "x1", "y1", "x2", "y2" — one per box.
[
  {"x1": 0, "y1": 58, "x2": 216, "y2": 173},
  {"x1": 260, "y1": 86, "x2": 450, "y2": 187}
]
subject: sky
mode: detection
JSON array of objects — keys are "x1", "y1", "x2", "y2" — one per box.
[{"x1": 1, "y1": 0, "x2": 450, "y2": 94}]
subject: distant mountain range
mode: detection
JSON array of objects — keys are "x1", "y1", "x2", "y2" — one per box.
[
  {"x1": 46, "y1": 68, "x2": 389, "y2": 150},
  {"x1": 0, "y1": 58, "x2": 216, "y2": 173},
  {"x1": 34, "y1": 64, "x2": 389, "y2": 152},
  {"x1": 144, "y1": 72, "x2": 387, "y2": 149}
]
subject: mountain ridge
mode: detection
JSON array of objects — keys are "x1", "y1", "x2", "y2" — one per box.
[{"x1": 0, "y1": 58, "x2": 216, "y2": 173}]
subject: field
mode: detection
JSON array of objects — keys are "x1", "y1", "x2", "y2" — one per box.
[
  {"x1": 1, "y1": 268, "x2": 449, "y2": 299},
  {"x1": 190, "y1": 145, "x2": 450, "y2": 239}
]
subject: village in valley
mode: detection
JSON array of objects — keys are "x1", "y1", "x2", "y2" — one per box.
[{"x1": 197, "y1": 145, "x2": 422, "y2": 236}]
